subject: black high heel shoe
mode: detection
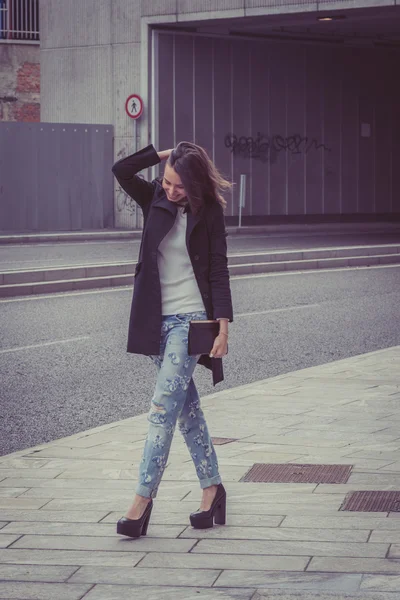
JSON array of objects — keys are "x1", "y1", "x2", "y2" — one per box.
[
  {"x1": 190, "y1": 484, "x2": 226, "y2": 529},
  {"x1": 116, "y1": 500, "x2": 153, "y2": 538}
]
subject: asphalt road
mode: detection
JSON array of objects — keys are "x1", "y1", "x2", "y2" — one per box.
[
  {"x1": 2, "y1": 231, "x2": 400, "y2": 271},
  {"x1": 1, "y1": 264, "x2": 399, "y2": 456}
]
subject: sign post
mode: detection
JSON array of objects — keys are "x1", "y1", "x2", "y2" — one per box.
[
  {"x1": 239, "y1": 174, "x2": 246, "y2": 228},
  {"x1": 125, "y1": 94, "x2": 144, "y2": 227},
  {"x1": 125, "y1": 94, "x2": 144, "y2": 154}
]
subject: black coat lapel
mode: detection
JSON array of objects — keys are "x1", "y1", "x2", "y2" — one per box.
[{"x1": 186, "y1": 208, "x2": 202, "y2": 250}]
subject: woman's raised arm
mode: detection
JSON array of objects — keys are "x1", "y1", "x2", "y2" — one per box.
[{"x1": 112, "y1": 144, "x2": 161, "y2": 210}]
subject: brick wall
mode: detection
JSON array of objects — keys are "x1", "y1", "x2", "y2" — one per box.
[{"x1": 0, "y1": 44, "x2": 40, "y2": 122}]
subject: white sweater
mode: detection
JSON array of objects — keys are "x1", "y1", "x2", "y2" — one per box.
[{"x1": 157, "y1": 207, "x2": 205, "y2": 316}]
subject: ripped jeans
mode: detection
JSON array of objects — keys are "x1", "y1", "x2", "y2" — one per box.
[{"x1": 136, "y1": 312, "x2": 221, "y2": 499}]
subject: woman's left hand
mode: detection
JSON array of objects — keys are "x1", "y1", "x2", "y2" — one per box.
[{"x1": 209, "y1": 334, "x2": 228, "y2": 359}]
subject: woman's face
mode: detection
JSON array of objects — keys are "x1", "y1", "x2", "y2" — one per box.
[{"x1": 162, "y1": 164, "x2": 187, "y2": 203}]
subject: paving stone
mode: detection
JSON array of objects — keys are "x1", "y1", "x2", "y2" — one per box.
[
  {"x1": 193, "y1": 539, "x2": 387, "y2": 558},
  {"x1": 315, "y1": 484, "x2": 400, "y2": 495},
  {"x1": 0, "y1": 468, "x2": 65, "y2": 479},
  {"x1": 281, "y1": 516, "x2": 400, "y2": 530},
  {"x1": 22, "y1": 487, "x2": 145, "y2": 499},
  {"x1": 370, "y1": 530, "x2": 400, "y2": 543},
  {"x1": 102, "y1": 511, "x2": 192, "y2": 526},
  {"x1": 0, "y1": 548, "x2": 144, "y2": 566},
  {"x1": 0, "y1": 581, "x2": 92, "y2": 600},
  {"x1": 378, "y1": 462, "x2": 400, "y2": 472},
  {"x1": 69, "y1": 565, "x2": 220, "y2": 586},
  {"x1": 83, "y1": 585, "x2": 255, "y2": 600},
  {"x1": 0, "y1": 498, "x2": 51, "y2": 509},
  {"x1": 361, "y1": 574, "x2": 400, "y2": 591},
  {"x1": 214, "y1": 570, "x2": 362, "y2": 591},
  {"x1": 0, "y1": 458, "x2": 50, "y2": 469},
  {"x1": 2, "y1": 521, "x2": 186, "y2": 538},
  {"x1": 42, "y1": 498, "x2": 132, "y2": 511},
  {"x1": 180, "y1": 526, "x2": 369, "y2": 542},
  {"x1": 254, "y1": 593, "x2": 400, "y2": 600},
  {"x1": 0, "y1": 563, "x2": 78, "y2": 581},
  {"x1": 308, "y1": 557, "x2": 400, "y2": 574},
  {"x1": 0, "y1": 509, "x2": 109, "y2": 523},
  {"x1": 0, "y1": 478, "x2": 141, "y2": 490},
  {"x1": 11, "y1": 534, "x2": 196, "y2": 553},
  {"x1": 0, "y1": 534, "x2": 22, "y2": 548},
  {"x1": 137, "y1": 551, "x2": 308, "y2": 571},
  {"x1": 388, "y1": 545, "x2": 400, "y2": 558},
  {"x1": 0, "y1": 487, "x2": 28, "y2": 497},
  {"x1": 348, "y1": 473, "x2": 400, "y2": 485}
]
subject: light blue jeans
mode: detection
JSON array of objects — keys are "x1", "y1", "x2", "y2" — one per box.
[{"x1": 136, "y1": 311, "x2": 221, "y2": 498}]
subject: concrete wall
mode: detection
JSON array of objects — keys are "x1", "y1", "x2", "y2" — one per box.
[
  {"x1": 39, "y1": 0, "x2": 400, "y2": 227},
  {"x1": 0, "y1": 43, "x2": 40, "y2": 122}
]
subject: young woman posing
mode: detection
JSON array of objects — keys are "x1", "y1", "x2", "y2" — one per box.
[{"x1": 112, "y1": 142, "x2": 233, "y2": 537}]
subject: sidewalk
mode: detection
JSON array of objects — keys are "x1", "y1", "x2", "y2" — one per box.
[{"x1": 1, "y1": 346, "x2": 400, "y2": 599}]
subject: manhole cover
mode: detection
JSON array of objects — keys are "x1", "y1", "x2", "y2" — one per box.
[
  {"x1": 340, "y1": 490, "x2": 400, "y2": 512},
  {"x1": 211, "y1": 437, "x2": 237, "y2": 445},
  {"x1": 240, "y1": 463, "x2": 352, "y2": 484}
]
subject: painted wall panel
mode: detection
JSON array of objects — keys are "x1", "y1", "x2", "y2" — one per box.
[
  {"x1": 231, "y1": 41, "x2": 252, "y2": 218},
  {"x1": 322, "y1": 47, "x2": 342, "y2": 215},
  {"x1": 157, "y1": 34, "x2": 175, "y2": 158},
  {"x1": 213, "y1": 38, "x2": 234, "y2": 211},
  {"x1": 0, "y1": 123, "x2": 114, "y2": 232},
  {"x1": 304, "y1": 49, "x2": 324, "y2": 215},
  {"x1": 340, "y1": 51, "x2": 359, "y2": 215},
  {"x1": 193, "y1": 37, "x2": 213, "y2": 155},
  {"x1": 286, "y1": 46, "x2": 306, "y2": 215},
  {"x1": 268, "y1": 42, "x2": 288, "y2": 215},
  {"x1": 357, "y1": 49, "x2": 375, "y2": 213},
  {"x1": 374, "y1": 51, "x2": 392, "y2": 214},
  {"x1": 249, "y1": 46, "x2": 270, "y2": 216},
  {"x1": 174, "y1": 36, "x2": 195, "y2": 144}
]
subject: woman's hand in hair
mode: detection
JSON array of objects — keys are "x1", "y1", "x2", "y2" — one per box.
[
  {"x1": 157, "y1": 149, "x2": 174, "y2": 161},
  {"x1": 209, "y1": 334, "x2": 228, "y2": 359}
]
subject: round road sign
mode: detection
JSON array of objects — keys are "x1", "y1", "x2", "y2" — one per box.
[{"x1": 125, "y1": 94, "x2": 144, "y2": 120}]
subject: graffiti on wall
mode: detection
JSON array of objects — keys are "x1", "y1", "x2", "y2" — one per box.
[
  {"x1": 224, "y1": 132, "x2": 331, "y2": 164},
  {"x1": 116, "y1": 185, "x2": 136, "y2": 215}
]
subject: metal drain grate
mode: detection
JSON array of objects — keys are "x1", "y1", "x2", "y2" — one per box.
[
  {"x1": 340, "y1": 490, "x2": 400, "y2": 512},
  {"x1": 240, "y1": 463, "x2": 352, "y2": 484},
  {"x1": 211, "y1": 437, "x2": 237, "y2": 445}
]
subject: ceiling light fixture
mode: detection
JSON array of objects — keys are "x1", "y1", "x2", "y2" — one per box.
[{"x1": 317, "y1": 15, "x2": 346, "y2": 22}]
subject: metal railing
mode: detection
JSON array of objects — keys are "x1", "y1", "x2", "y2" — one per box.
[{"x1": 0, "y1": 0, "x2": 39, "y2": 41}]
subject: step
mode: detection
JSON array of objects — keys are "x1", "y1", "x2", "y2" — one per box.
[
  {"x1": 229, "y1": 253, "x2": 400, "y2": 276},
  {"x1": 1, "y1": 245, "x2": 400, "y2": 286},
  {"x1": 0, "y1": 262, "x2": 136, "y2": 285},
  {"x1": 228, "y1": 244, "x2": 400, "y2": 265},
  {"x1": 1, "y1": 253, "x2": 399, "y2": 298}
]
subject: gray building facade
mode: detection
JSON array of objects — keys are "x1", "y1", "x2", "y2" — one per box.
[{"x1": 39, "y1": 0, "x2": 400, "y2": 228}]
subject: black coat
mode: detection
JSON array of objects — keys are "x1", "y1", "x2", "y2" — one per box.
[{"x1": 112, "y1": 145, "x2": 233, "y2": 385}]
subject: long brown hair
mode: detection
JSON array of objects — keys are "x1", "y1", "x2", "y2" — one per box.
[{"x1": 167, "y1": 141, "x2": 231, "y2": 214}]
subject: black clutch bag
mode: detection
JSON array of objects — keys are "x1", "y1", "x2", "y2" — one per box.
[{"x1": 188, "y1": 320, "x2": 220, "y2": 356}]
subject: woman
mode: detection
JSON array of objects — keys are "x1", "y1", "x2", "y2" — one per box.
[{"x1": 112, "y1": 142, "x2": 233, "y2": 538}]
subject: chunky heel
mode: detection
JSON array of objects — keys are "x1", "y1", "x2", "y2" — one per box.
[
  {"x1": 190, "y1": 484, "x2": 226, "y2": 529},
  {"x1": 141, "y1": 511, "x2": 151, "y2": 536},
  {"x1": 214, "y1": 495, "x2": 226, "y2": 525},
  {"x1": 116, "y1": 500, "x2": 153, "y2": 538}
]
